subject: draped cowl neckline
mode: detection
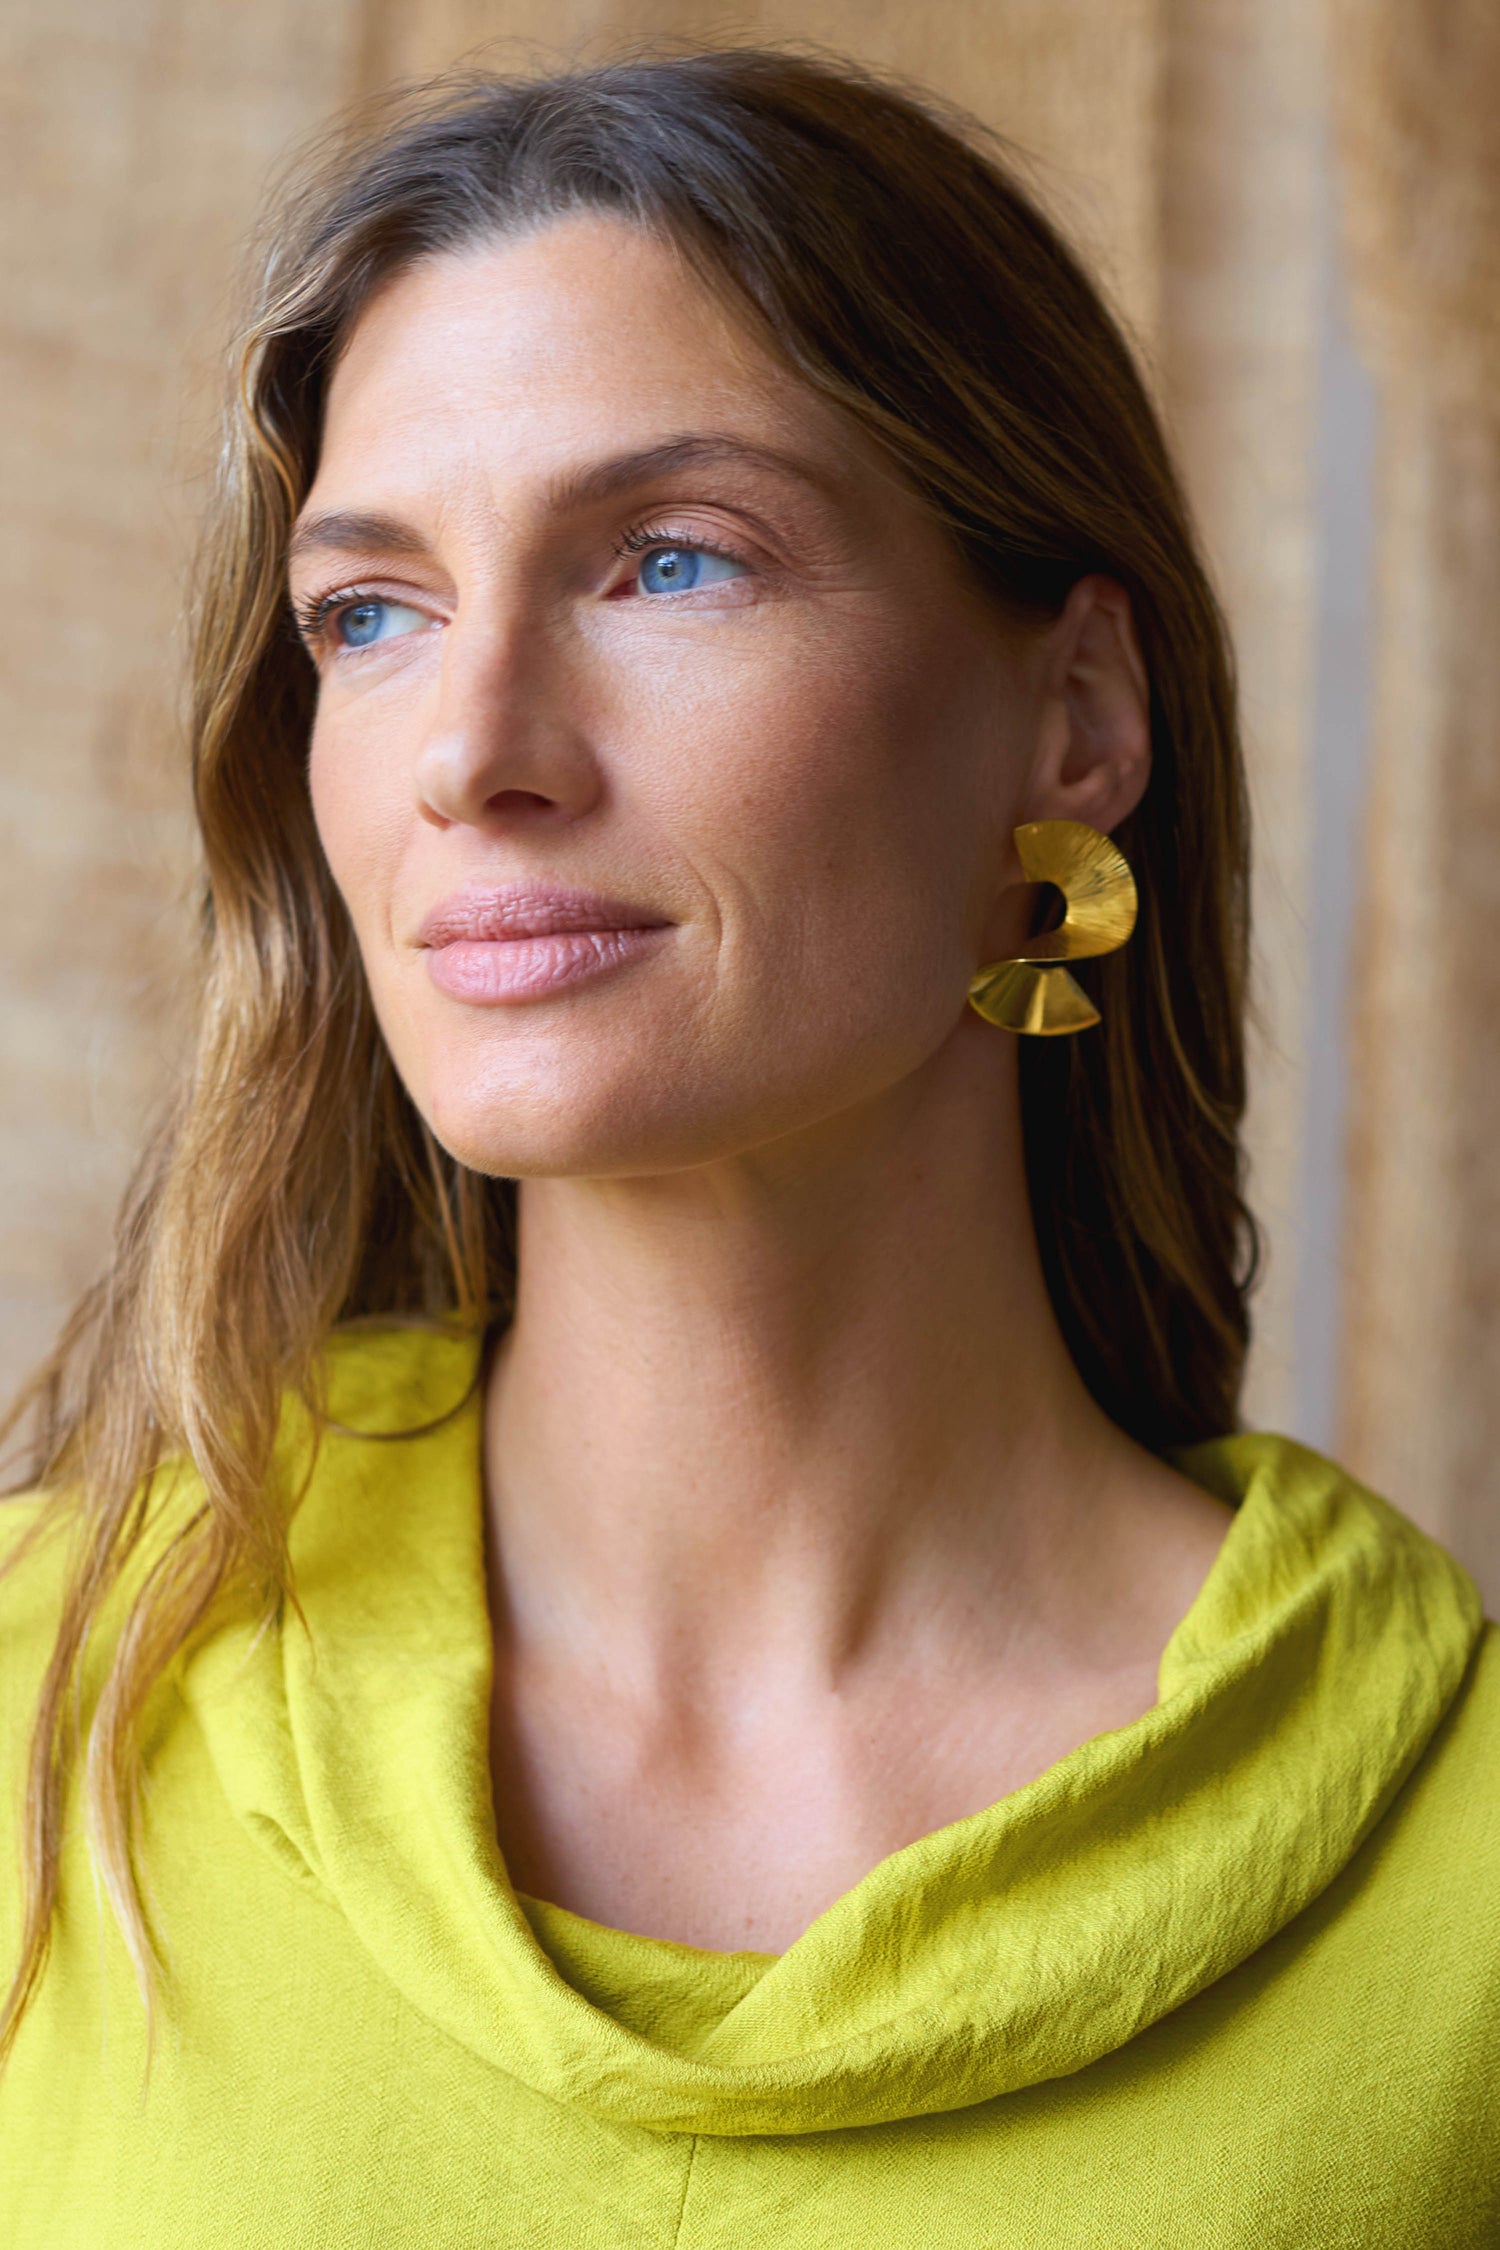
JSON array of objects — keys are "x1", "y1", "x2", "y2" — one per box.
[{"x1": 179, "y1": 1323, "x2": 1483, "y2": 2138}]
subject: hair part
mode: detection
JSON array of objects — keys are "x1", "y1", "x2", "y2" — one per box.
[{"x1": 0, "y1": 46, "x2": 1257, "y2": 2077}]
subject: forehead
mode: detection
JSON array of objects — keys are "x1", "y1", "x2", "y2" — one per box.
[{"x1": 315, "y1": 214, "x2": 850, "y2": 489}]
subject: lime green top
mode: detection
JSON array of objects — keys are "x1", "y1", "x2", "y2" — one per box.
[{"x1": 3, "y1": 1324, "x2": 1498, "y2": 2243}]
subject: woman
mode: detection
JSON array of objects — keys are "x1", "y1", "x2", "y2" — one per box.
[{"x1": 2, "y1": 47, "x2": 1495, "y2": 2245}]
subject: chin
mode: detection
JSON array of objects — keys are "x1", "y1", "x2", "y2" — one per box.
[
  {"x1": 395, "y1": 992, "x2": 952, "y2": 1185},
  {"x1": 418, "y1": 1070, "x2": 740, "y2": 1182}
]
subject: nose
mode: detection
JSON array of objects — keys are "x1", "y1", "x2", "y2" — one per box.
[{"x1": 414, "y1": 611, "x2": 603, "y2": 831}]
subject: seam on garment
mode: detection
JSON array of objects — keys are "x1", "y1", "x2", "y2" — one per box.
[{"x1": 669, "y1": 2134, "x2": 701, "y2": 2249}]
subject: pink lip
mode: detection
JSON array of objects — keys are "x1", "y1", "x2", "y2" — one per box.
[{"x1": 417, "y1": 885, "x2": 673, "y2": 1005}]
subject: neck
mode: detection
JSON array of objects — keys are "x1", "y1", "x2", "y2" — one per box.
[{"x1": 483, "y1": 1021, "x2": 1132, "y2": 1704}]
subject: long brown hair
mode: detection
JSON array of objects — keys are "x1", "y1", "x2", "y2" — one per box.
[{"x1": 0, "y1": 47, "x2": 1256, "y2": 2073}]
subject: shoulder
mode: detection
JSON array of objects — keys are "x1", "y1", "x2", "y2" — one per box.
[
  {"x1": 1319, "y1": 1619, "x2": 1500, "y2": 2065},
  {"x1": 1174, "y1": 1429, "x2": 1486, "y2": 1655},
  {"x1": 0, "y1": 1466, "x2": 200, "y2": 1801},
  {"x1": 310, "y1": 1317, "x2": 486, "y2": 1435},
  {"x1": 0, "y1": 1490, "x2": 86, "y2": 1920},
  {"x1": 0, "y1": 1491, "x2": 76, "y2": 1706},
  {"x1": 1163, "y1": 1428, "x2": 1498, "y2": 1898},
  {"x1": 1206, "y1": 1430, "x2": 1500, "y2": 1884},
  {"x1": 0, "y1": 1319, "x2": 483, "y2": 1697},
  {"x1": 1404, "y1": 1618, "x2": 1500, "y2": 1844}
]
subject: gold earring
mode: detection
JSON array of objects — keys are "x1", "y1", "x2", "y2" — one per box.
[{"x1": 968, "y1": 820, "x2": 1137, "y2": 1035}]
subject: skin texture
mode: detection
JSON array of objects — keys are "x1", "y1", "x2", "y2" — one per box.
[{"x1": 296, "y1": 216, "x2": 1233, "y2": 1953}]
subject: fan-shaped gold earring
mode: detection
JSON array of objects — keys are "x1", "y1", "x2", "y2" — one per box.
[{"x1": 968, "y1": 820, "x2": 1137, "y2": 1036}]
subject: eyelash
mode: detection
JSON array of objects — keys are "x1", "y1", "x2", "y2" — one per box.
[
  {"x1": 293, "y1": 587, "x2": 368, "y2": 647},
  {"x1": 292, "y1": 524, "x2": 753, "y2": 651},
  {"x1": 610, "y1": 520, "x2": 751, "y2": 576}
]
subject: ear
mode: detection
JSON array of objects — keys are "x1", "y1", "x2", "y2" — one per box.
[{"x1": 1020, "y1": 575, "x2": 1150, "y2": 832}]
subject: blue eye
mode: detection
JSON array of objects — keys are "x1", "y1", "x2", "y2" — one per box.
[
  {"x1": 638, "y1": 546, "x2": 746, "y2": 596},
  {"x1": 334, "y1": 598, "x2": 428, "y2": 648}
]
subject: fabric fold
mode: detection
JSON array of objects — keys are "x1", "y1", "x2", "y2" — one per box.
[{"x1": 179, "y1": 1323, "x2": 1483, "y2": 2138}]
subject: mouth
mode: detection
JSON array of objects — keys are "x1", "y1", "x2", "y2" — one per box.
[{"x1": 416, "y1": 885, "x2": 674, "y2": 1005}]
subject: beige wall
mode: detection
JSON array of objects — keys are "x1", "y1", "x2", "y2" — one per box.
[
  {"x1": 0, "y1": 0, "x2": 365, "y2": 1390},
  {"x1": 4, "y1": 3, "x2": 1497, "y2": 1596}
]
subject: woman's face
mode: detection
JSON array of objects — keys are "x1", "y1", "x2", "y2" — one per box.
[{"x1": 296, "y1": 217, "x2": 1067, "y2": 1178}]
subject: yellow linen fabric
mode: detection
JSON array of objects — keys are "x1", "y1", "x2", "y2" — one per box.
[{"x1": 1, "y1": 1323, "x2": 1497, "y2": 2244}]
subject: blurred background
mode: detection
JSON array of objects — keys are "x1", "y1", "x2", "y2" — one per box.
[{"x1": 3, "y1": 0, "x2": 1498, "y2": 1599}]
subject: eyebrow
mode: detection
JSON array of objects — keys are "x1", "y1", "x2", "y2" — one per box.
[
  {"x1": 286, "y1": 510, "x2": 432, "y2": 567},
  {"x1": 286, "y1": 434, "x2": 838, "y2": 568},
  {"x1": 544, "y1": 433, "x2": 839, "y2": 511}
]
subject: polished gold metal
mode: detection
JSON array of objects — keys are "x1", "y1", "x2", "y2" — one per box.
[{"x1": 968, "y1": 820, "x2": 1138, "y2": 1036}]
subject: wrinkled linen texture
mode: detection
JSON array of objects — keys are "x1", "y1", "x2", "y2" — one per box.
[{"x1": 2, "y1": 1324, "x2": 1497, "y2": 2245}]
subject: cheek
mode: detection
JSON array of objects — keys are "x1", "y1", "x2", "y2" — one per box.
[
  {"x1": 665, "y1": 617, "x2": 1001, "y2": 984},
  {"x1": 307, "y1": 714, "x2": 408, "y2": 950}
]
